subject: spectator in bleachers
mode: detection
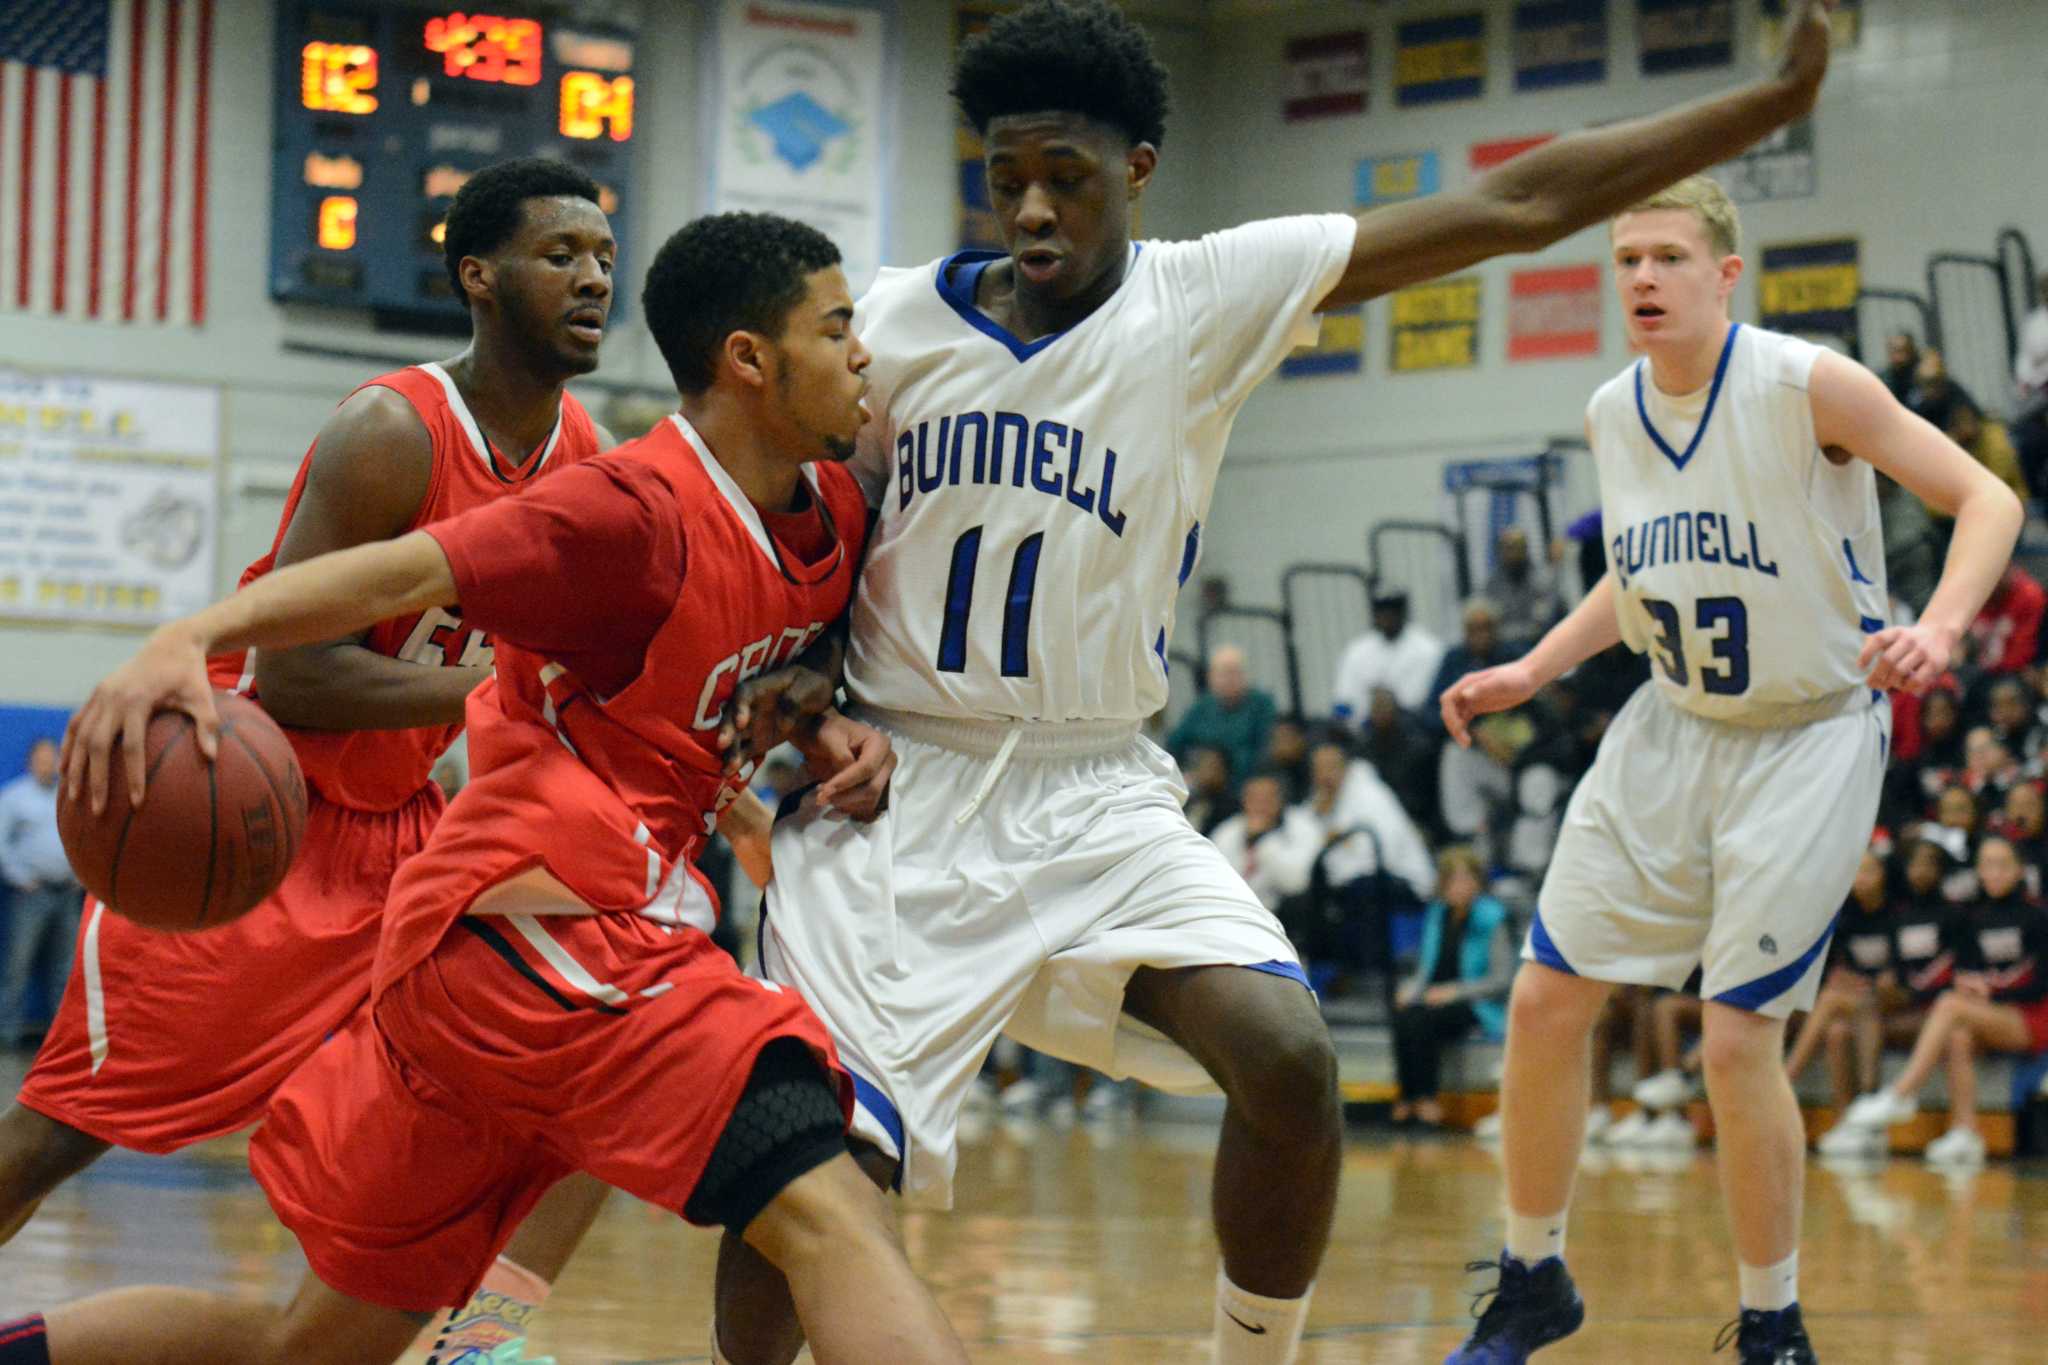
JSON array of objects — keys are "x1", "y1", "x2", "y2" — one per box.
[
  {"x1": 1962, "y1": 726, "x2": 2025, "y2": 808},
  {"x1": 1827, "y1": 836, "x2": 2048, "y2": 1165},
  {"x1": 1877, "y1": 472, "x2": 1941, "y2": 615},
  {"x1": 1991, "y1": 781, "x2": 2048, "y2": 886},
  {"x1": 1943, "y1": 397, "x2": 2029, "y2": 503},
  {"x1": 1580, "y1": 987, "x2": 1660, "y2": 1146},
  {"x1": 1986, "y1": 678, "x2": 2047, "y2": 772},
  {"x1": 1783, "y1": 850, "x2": 1907, "y2": 1114},
  {"x1": 1167, "y1": 644, "x2": 1276, "y2": 795},
  {"x1": 1881, "y1": 332, "x2": 1922, "y2": 407},
  {"x1": 1425, "y1": 599, "x2": 1509, "y2": 736},
  {"x1": 1887, "y1": 686, "x2": 1965, "y2": 827},
  {"x1": 1626, "y1": 989, "x2": 1705, "y2": 1149},
  {"x1": 1389, "y1": 846, "x2": 1511, "y2": 1128},
  {"x1": 2014, "y1": 272, "x2": 2048, "y2": 503},
  {"x1": 1968, "y1": 564, "x2": 2046, "y2": 676},
  {"x1": 1438, "y1": 710, "x2": 1531, "y2": 845},
  {"x1": 1482, "y1": 528, "x2": 1561, "y2": 652},
  {"x1": 1925, "y1": 786, "x2": 1984, "y2": 899},
  {"x1": 1179, "y1": 744, "x2": 1238, "y2": 837},
  {"x1": 1263, "y1": 714, "x2": 1312, "y2": 803},
  {"x1": 1331, "y1": 587, "x2": 1445, "y2": 722},
  {"x1": 1291, "y1": 736, "x2": 1434, "y2": 987},
  {"x1": 0, "y1": 738, "x2": 77, "y2": 1053},
  {"x1": 1498, "y1": 684, "x2": 1599, "y2": 879},
  {"x1": 1207, "y1": 771, "x2": 1321, "y2": 914},
  {"x1": 1357, "y1": 687, "x2": 1436, "y2": 826},
  {"x1": 1908, "y1": 346, "x2": 1982, "y2": 437}
]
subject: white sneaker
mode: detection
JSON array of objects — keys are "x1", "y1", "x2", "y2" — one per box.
[
  {"x1": 1840, "y1": 1089, "x2": 1918, "y2": 1131},
  {"x1": 1601, "y1": 1110, "x2": 1654, "y2": 1147},
  {"x1": 1923, "y1": 1125, "x2": 1987, "y2": 1167},
  {"x1": 1632, "y1": 1068, "x2": 1697, "y2": 1111},
  {"x1": 1473, "y1": 1111, "x2": 1504, "y2": 1140},
  {"x1": 999, "y1": 1078, "x2": 1043, "y2": 1115},
  {"x1": 1082, "y1": 1083, "x2": 1126, "y2": 1122},
  {"x1": 1641, "y1": 1111, "x2": 1698, "y2": 1150},
  {"x1": 1582, "y1": 1106, "x2": 1613, "y2": 1143},
  {"x1": 1046, "y1": 1095, "x2": 1077, "y2": 1127},
  {"x1": 1817, "y1": 1120, "x2": 1888, "y2": 1158}
]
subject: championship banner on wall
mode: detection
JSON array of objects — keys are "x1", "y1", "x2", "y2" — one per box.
[
  {"x1": 1391, "y1": 277, "x2": 1481, "y2": 373},
  {"x1": 955, "y1": 2, "x2": 1011, "y2": 251},
  {"x1": 1280, "y1": 306, "x2": 1364, "y2": 379},
  {"x1": 1637, "y1": 0, "x2": 1733, "y2": 76},
  {"x1": 710, "y1": 0, "x2": 888, "y2": 293},
  {"x1": 1759, "y1": 238, "x2": 1859, "y2": 338},
  {"x1": 1470, "y1": 134, "x2": 1554, "y2": 174},
  {"x1": 1395, "y1": 13, "x2": 1484, "y2": 107},
  {"x1": 1283, "y1": 29, "x2": 1369, "y2": 122},
  {"x1": 1760, "y1": 0, "x2": 1859, "y2": 58},
  {"x1": 1717, "y1": 118, "x2": 1815, "y2": 203},
  {"x1": 1357, "y1": 151, "x2": 1440, "y2": 206},
  {"x1": 0, "y1": 370, "x2": 220, "y2": 628},
  {"x1": 1508, "y1": 265, "x2": 1602, "y2": 361},
  {"x1": 1514, "y1": 0, "x2": 1607, "y2": 91}
]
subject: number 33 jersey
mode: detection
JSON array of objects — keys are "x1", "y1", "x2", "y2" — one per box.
[
  {"x1": 1588, "y1": 323, "x2": 1888, "y2": 723},
  {"x1": 842, "y1": 215, "x2": 1356, "y2": 724}
]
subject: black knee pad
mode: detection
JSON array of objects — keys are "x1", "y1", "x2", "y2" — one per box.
[{"x1": 683, "y1": 1038, "x2": 849, "y2": 1233}]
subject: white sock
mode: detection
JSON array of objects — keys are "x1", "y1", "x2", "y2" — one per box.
[
  {"x1": 1738, "y1": 1251, "x2": 1798, "y2": 1312},
  {"x1": 1214, "y1": 1267, "x2": 1312, "y2": 1365},
  {"x1": 1504, "y1": 1209, "x2": 1567, "y2": 1266}
]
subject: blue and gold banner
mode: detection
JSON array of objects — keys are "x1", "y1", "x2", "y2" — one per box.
[
  {"x1": 1514, "y1": 0, "x2": 1606, "y2": 91},
  {"x1": 1637, "y1": 0, "x2": 1732, "y2": 76},
  {"x1": 1395, "y1": 13, "x2": 1485, "y2": 107},
  {"x1": 1281, "y1": 306, "x2": 1364, "y2": 379},
  {"x1": 1759, "y1": 238, "x2": 1859, "y2": 338},
  {"x1": 1760, "y1": 0, "x2": 1859, "y2": 59},
  {"x1": 1390, "y1": 277, "x2": 1482, "y2": 373},
  {"x1": 1356, "y1": 150, "x2": 1440, "y2": 207}
]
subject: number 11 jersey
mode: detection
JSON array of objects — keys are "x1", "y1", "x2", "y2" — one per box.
[
  {"x1": 843, "y1": 215, "x2": 1356, "y2": 724},
  {"x1": 1588, "y1": 323, "x2": 1889, "y2": 723}
]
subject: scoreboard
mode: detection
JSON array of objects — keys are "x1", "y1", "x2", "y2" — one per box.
[{"x1": 270, "y1": 4, "x2": 638, "y2": 327}]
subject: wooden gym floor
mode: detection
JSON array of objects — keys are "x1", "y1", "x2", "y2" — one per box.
[{"x1": 1, "y1": 1060, "x2": 2044, "y2": 1362}]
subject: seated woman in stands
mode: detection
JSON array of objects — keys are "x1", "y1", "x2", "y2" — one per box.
[
  {"x1": 1389, "y1": 847, "x2": 1512, "y2": 1128},
  {"x1": 1783, "y1": 849, "x2": 1905, "y2": 1114},
  {"x1": 1825, "y1": 836, "x2": 2048, "y2": 1165}
]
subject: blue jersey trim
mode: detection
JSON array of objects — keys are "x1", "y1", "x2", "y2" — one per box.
[
  {"x1": 932, "y1": 245, "x2": 1141, "y2": 363},
  {"x1": 1241, "y1": 958, "x2": 1313, "y2": 990},
  {"x1": 846, "y1": 1068, "x2": 907, "y2": 1169},
  {"x1": 1710, "y1": 913, "x2": 1839, "y2": 1013},
  {"x1": 1633, "y1": 323, "x2": 1741, "y2": 472},
  {"x1": 1527, "y1": 910, "x2": 1576, "y2": 975}
]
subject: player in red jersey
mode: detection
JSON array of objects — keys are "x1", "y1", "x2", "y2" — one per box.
[
  {"x1": 1, "y1": 213, "x2": 965, "y2": 1365},
  {"x1": 0, "y1": 157, "x2": 620, "y2": 1361}
]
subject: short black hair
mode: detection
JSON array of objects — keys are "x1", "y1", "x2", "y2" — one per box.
[
  {"x1": 642, "y1": 213, "x2": 841, "y2": 396},
  {"x1": 952, "y1": 0, "x2": 1170, "y2": 148},
  {"x1": 442, "y1": 157, "x2": 602, "y2": 304}
]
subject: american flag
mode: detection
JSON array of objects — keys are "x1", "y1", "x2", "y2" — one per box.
[{"x1": 0, "y1": 0, "x2": 213, "y2": 325}]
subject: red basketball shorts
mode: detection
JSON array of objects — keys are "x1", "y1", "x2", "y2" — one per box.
[
  {"x1": 17, "y1": 785, "x2": 442, "y2": 1152},
  {"x1": 249, "y1": 909, "x2": 848, "y2": 1313}
]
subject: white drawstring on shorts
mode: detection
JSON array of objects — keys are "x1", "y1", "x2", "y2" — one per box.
[{"x1": 954, "y1": 728, "x2": 1022, "y2": 826}]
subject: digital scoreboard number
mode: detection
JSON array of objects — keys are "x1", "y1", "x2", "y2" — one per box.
[{"x1": 271, "y1": 5, "x2": 636, "y2": 328}]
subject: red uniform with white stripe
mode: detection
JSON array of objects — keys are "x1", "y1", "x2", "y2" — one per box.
[
  {"x1": 250, "y1": 416, "x2": 870, "y2": 1311},
  {"x1": 19, "y1": 365, "x2": 600, "y2": 1153}
]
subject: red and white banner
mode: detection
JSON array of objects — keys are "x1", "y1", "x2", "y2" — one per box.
[
  {"x1": 1283, "y1": 30, "x2": 1367, "y2": 123},
  {"x1": 1508, "y1": 265, "x2": 1602, "y2": 361},
  {"x1": 1469, "y1": 133, "x2": 1555, "y2": 174},
  {"x1": 0, "y1": 0, "x2": 214, "y2": 326}
]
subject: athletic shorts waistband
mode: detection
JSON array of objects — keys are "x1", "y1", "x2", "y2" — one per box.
[
  {"x1": 1658, "y1": 686, "x2": 1877, "y2": 731},
  {"x1": 854, "y1": 705, "x2": 1140, "y2": 760}
]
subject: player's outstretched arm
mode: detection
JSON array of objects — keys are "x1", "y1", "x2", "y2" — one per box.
[
  {"x1": 63, "y1": 533, "x2": 459, "y2": 813},
  {"x1": 1809, "y1": 350, "x2": 2025, "y2": 693},
  {"x1": 1319, "y1": 0, "x2": 1837, "y2": 308},
  {"x1": 1441, "y1": 574, "x2": 1623, "y2": 748},
  {"x1": 254, "y1": 386, "x2": 485, "y2": 733}
]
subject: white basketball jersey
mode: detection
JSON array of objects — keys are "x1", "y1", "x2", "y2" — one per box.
[
  {"x1": 843, "y1": 215, "x2": 1356, "y2": 723},
  {"x1": 1587, "y1": 323, "x2": 1888, "y2": 722}
]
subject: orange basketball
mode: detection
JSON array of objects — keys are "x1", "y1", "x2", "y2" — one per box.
[{"x1": 56, "y1": 692, "x2": 308, "y2": 932}]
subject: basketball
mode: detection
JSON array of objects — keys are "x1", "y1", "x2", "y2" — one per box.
[{"x1": 56, "y1": 692, "x2": 308, "y2": 933}]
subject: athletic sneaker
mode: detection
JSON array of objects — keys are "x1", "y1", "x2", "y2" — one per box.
[
  {"x1": 1473, "y1": 1111, "x2": 1505, "y2": 1141},
  {"x1": 1922, "y1": 1125, "x2": 1987, "y2": 1167},
  {"x1": 1714, "y1": 1304, "x2": 1817, "y2": 1363},
  {"x1": 1443, "y1": 1254, "x2": 1584, "y2": 1363},
  {"x1": 1581, "y1": 1107, "x2": 1613, "y2": 1143},
  {"x1": 437, "y1": 1342, "x2": 557, "y2": 1365},
  {"x1": 1641, "y1": 1111, "x2": 1698, "y2": 1150},
  {"x1": 1632, "y1": 1067, "x2": 1698, "y2": 1111},
  {"x1": 1600, "y1": 1110, "x2": 1653, "y2": 1147},
  {"x1": 1815, "y1": 1120, "x2": 1887, "y2": 1158},
  {"x1": 1837, "y1": 1088, "x2": 1917, "y2": 1131}
]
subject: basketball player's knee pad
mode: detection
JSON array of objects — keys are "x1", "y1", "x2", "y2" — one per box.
[{"x1": 684, "y1": 1038, "x2": 850, "y2": 1233}]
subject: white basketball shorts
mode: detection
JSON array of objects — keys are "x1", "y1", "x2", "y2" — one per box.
[
  {"x1": 1532, "y1": 683, "x2": 1889, "y2": 1018},
  {"x1": 760, "y1": 707, "x2": 1305, "y2": 1208}
]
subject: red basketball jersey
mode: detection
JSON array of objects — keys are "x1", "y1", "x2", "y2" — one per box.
[
  {"x1": 374, "y1": 415, "x2": 868, "y2": 993},
  {"x1": 209, "y1": 364, "x2": 602, "y2": 812}
]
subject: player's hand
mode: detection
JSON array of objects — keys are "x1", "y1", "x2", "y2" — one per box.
[
  {"x1": 718, "y1": 664, "x2": 838, "y2": 775},
  {"x1": 62, "y1": 622, "x2": 219, "y2": 815},
  {"x1": 1440, "y1": 659, "x2": 1540, "y2": 748},
  {"x1": 796, "y1": 711, "x2": 896, "y2": 821},
  {"x1": 1775, "y1": 0, "x2": 1837, "y2": 101},
  {"x1": 1858, "y1": 621, "x2": 1956, "y2": 694}
]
